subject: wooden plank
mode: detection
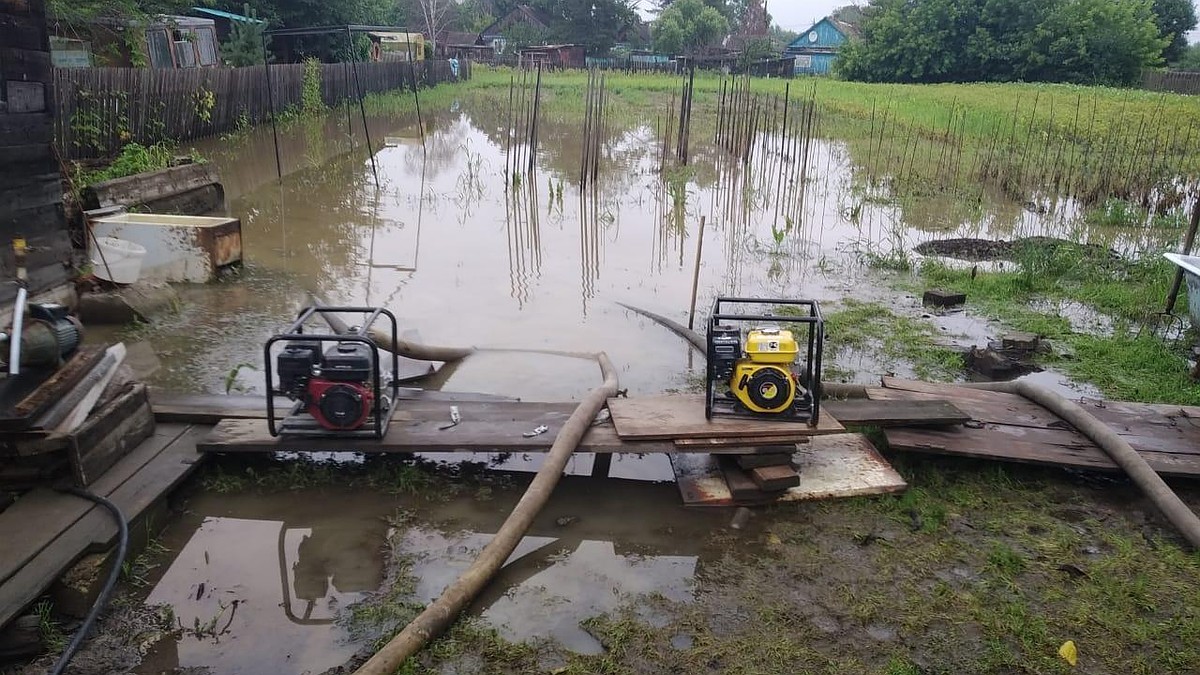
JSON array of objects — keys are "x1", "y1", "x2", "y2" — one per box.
[
  {"x1": 0, "y1": 346, "x2": 105, "y2": 430},
  {"x1": 199, "y1": 410, "x2": 677, "y2": 454},
  {"x1": 0, "y1": 423, "x2": 190, "y2": 586},
  {"x1": 673, "y1": 436, "x2": 807, "y2": 448},
  {"x1": 671, "y1": 433, "x2": 907, "y2": 506},
  {"x1": 870, "y1": 381, "x2": 1070, "y2": 429},
  {"x1": 81, "y1": 162, "x2": 220, "y2": 210},
  {"x1": 0, "y1": 425, "x2": 204, "y2": 631},
  {"x1": 69, "y1": 384, "x2": 156, "y2": 486},
  {"x1": 884, "y1": 426, "x2": 1200, "y2": 476},
  {"x1": 735, "y1": 453, "x2": 794, "y2": 469},
  {"x1": 719, "y1": 458, "x2": 765, "y2": 500},
  {"x1": 749, "y1": 464, "x2": 801, "y2": 491},
  {"x1": 607, "y1": 395, "x2": 843, "y2": 441},
  {"x1": 823, "y1": 398, "x2": 969, "y2": 427},
  {"x1": 876, "y1": 380, "x2": 1200, "y2": 458},
  {"x1": 148, "y1": 389, "x2": 521, "y2": 424},
  {"x1": 3, "y1": 80, "x2": 43, "y2": 112}
]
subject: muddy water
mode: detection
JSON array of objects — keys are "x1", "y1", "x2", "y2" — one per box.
[
  {"x1": 135, "y1": 478, "x2": 729, "y2": 674},
  {"x1": 136, "y1": 100, "x2": 1176, "y2": 399}
]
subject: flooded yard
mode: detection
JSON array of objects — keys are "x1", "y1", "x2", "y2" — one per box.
[{"x1": 47, "y1": 74, "x2": 1200, "y2": 675}]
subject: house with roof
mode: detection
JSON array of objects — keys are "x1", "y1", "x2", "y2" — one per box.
[
  {"x1": 784, "y1": 17, "x2": 858, "y2": 75},
  {"x1": 479, "y1": 4, "x2": 555, "y2": 55}
]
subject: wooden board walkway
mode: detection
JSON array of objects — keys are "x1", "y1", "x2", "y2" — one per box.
[
  {"x1": 0, "y1": 423, "x2": 207, "y2": 630},
  {"x1": 149, "y1": 389, "x2": 520, "y2": 424},
  {"x1": 607, "y1": 395, "x2": 845, "y2": 440},
  {"x1": 669, "y1": 434, "x2": 907, "y2": 506},
  {"x1": 875, "y1": 378, "x2": 1200, "y2": 477}
]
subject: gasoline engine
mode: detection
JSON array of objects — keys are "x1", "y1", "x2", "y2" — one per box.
[
  {"x1": 705, "y1": 297, "x2": 825, "y2": 425},
  {"x1": 265, "y1": 306, "x2": 401, "y2": 438}
]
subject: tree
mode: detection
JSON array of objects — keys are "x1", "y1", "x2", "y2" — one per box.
[
  {"x1": 1180, "y1": 42, "x2": 1200, "y2": 68},
  {"x1": 837, "y1": 0, "x2": 1167, "y2": 86},
  {"x1": 1151, "y1": 0, "x2": 1198, "y2": 62},
  {"x1": 652, "y1": 0, "x2": 729, "y2": 55},
  {"x1": 220, "y1": 4, "x2": 269, "y2": 66}
]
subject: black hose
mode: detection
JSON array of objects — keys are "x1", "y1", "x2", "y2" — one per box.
[{"x1": 49, "y1": 487, "x2": 129, "y2": 675}]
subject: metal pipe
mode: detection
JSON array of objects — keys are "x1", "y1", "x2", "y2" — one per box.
[{"x1": 9, "y1": 286, "x2": 26, "y2": 375}]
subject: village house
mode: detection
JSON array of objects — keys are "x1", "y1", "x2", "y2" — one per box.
[{"x1": 784, "y1": 17, "x2": 859, "y2": 75}]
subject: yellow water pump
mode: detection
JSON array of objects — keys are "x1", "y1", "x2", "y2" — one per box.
[
  {"x1": 730, "y1": 328, "x2": 799, "y2": 413},
  {"x1": 705, "y1": 297, "x2": 824, "y2": 425}
]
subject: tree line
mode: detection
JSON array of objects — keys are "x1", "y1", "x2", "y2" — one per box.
[{"x1": 838, "y1": 0, "x2": 1198, "y2": 86}]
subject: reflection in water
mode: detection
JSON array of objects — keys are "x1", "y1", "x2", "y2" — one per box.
[
  {"x1": 505, "y1": 172, "x2": 542, "y2": 308},
  {"x1": 147, "y1": 99, "x2": 1184, "y2": 398},
  {"x1": 138, "y1": 480, "x2": 720, "y2": 674}
]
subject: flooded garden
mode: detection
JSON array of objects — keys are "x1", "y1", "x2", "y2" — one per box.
[{"x1": 27, "y1": 69, "x2": 1200, "y2": 674}]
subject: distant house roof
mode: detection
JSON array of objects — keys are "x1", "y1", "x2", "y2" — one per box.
[
  {"x1": 480, "y1": 4, "x2": 555, "y2": 37},
  {"x1": 189, "y1": 7, "x2": 264, "y2": 24},
  {"x1": 828, "y1": 17, "x2": 861, "y2": 40},
  {"x1": 444, "y1": 31, "x2": 479, "y2": 46},
  {"x1": 519, "y1": 44, "x2": 580, "y2": 52}
]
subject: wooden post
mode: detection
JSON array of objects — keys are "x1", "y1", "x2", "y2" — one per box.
[
  {"x1": 1165, "y1": 195, "x2": 1200, "y2": 313},
  {"x1": 687, "y1": 216, "x2": 707, "y2": 330},
  {"x1": 590, "y1": 453, "x2": 612, "y2": 479}
]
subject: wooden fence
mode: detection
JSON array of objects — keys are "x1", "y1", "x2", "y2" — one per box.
[
  {"x1": 54, "y1": 59, "x2": 469, "y2": 158},
  {"x1": 1142, "y1": 69, "x2": 1200, "y2": 95}
]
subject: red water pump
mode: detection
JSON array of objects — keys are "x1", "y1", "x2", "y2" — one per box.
[{"x1": 265, "y1": 306, "x2": 401, "y2": 438}]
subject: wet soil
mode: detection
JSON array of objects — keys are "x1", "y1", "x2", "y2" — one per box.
[
  {"x1": 24, "y1": 456, "x2": 1199, "y2": 675},
  {"x1": 913, "y1": 236, "x2": 1118, "y2": 262}
]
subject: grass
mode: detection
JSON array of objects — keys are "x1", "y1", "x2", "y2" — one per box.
[
  {"x1": 364, "y1": 67, "x2": 1199, "y2": 211},
  {"x1": 818, "y1": 299, "x2": 965, "y2": 382},
  {"x1": 914, "y1": 241, "x2": 1200, "y2": 405},
  {"x1": 369, "y1": 452, "x2": 1200, "y2": 675}
]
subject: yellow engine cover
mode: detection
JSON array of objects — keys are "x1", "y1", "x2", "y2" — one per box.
[
  {"x1": 744, "y1": 328, "x2": 799, "y2": 364},
  {"x1": 730, "y1": 362, "x2": 796, "y2": 413}
]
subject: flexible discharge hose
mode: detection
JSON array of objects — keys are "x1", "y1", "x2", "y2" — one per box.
[
  {"x1": 966, "y1": 380, "x2": 1200, "y2": 549},
  {"x1": 50, "y1": 488, "x2": 129, "y2": 675},
  {"x1": 352, "y1": 353, "x2": 620, "y2": 675}
]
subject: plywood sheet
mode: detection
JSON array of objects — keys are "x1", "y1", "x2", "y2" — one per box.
[
  {"x1": 671, "y1": 433, "x2": 907, "y2": 506},
  {"x1": 608, "y1": 395, "x2": 843, "y2": 441}
]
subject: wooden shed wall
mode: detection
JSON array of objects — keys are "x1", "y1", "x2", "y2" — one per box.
[{"x1": 0, "y1": 0, "x2": 72, "y2": 305}]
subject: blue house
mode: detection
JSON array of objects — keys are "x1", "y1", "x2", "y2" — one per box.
[{"x1": 784, "y1": 17, "x2": 858, "y2": 76}]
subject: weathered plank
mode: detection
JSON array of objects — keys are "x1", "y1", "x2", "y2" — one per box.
[
  {"x1": 885, "y1": 425, "x2": 1200, "y2": 477},
  {"x1": 81, "y1": 162, "x2": 220, "y2": 210},
  {"x1": 876, "y1": 378, "x2": 1200, "y2": 464},
  {"x1": 0, "y1": 346, "x2": 105, "y2": 432},
  {"x1": 823, "y1": 398, "x2": 969, "y2": 427},
  {"x1": 748, "y1": 464, "x2": 801, "y2": 491},
  {"x1": 198, "y1": 401, "x2": 686, "y2": 454},
  {"x1": 69, "y1": 384, "x2": 156, "y2": 486},
  {"x1": 607, "y1": 395, "x2": 843, "y2": 441},
  {"x1": 671, "y1": 433, "x2": 907, "y2": 506},
  {"x1": 0, "y1": 425, "x2": 204, "y2": 630},
  {"x1": 149, "y1": 389, "x2": 519, "y2": 424},
  {"x1": 873, "y1": 378, "x2": 1067, "y2": 428},
  {"x1": 0, "y1": 423, "x2": 190, "y2": 586},
  {"x1": 672, "y1": 436, "x2": 807, "y2": 449},
  {"x1": 735, "y1": 453, "x2": 794, "y2": 469}
]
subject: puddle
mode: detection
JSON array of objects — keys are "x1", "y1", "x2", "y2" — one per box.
[{"x1": 134, "y1": 478, "x2": 728, "y2": 674}]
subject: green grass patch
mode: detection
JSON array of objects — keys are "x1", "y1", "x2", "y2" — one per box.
[
  {"x1": 820, "y1": 299, "x2": 964, "y2": 381},
  {"x1": 916, "y1": 243, "x2": 1199, "y2": 405}
]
